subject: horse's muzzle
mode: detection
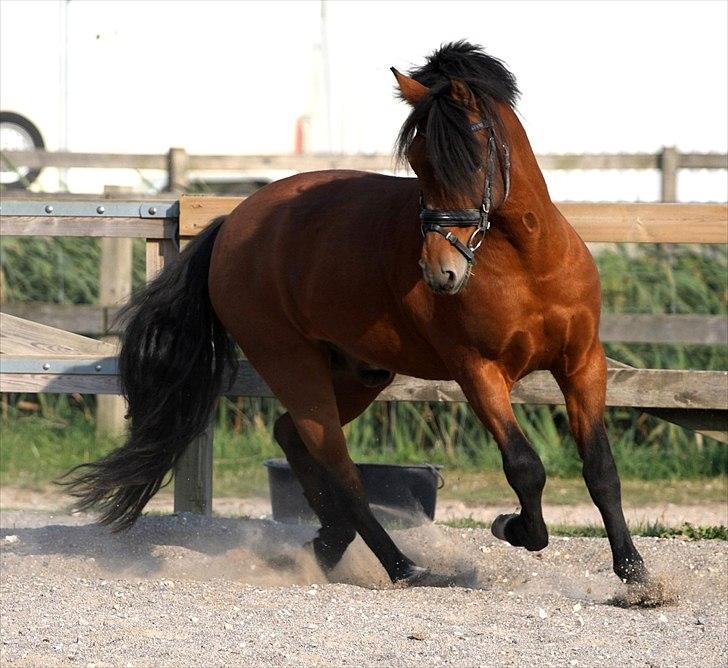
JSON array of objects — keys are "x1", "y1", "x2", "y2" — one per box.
[{"x1": 419, "y1": 259, "x2": 468, "y2": 295}]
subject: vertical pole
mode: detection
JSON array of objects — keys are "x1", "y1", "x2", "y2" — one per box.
[
  {"x1": 96, "y1": 187, "x2": 133, "y2": 437},
  {"x1": 0, "y1": 267, "x2": 6, "y2": 419},
  {"x1": 166, "y1": 148, "x2": 189, "y2": 193},
  {"x1": 173, "y1": 421, "x2": 214, "y2": 515},
  {"x1": 660, "y1": 146, "x2": 679, "y2": 202},
  {"x1": 146, "y1": 234, "x2": 214, "y2": 516}
]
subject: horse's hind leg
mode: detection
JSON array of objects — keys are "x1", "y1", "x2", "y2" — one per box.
[
  {"x1": 556, "y1": 347, "x2": 647, "y2": 583},
  {"x1": 259, "y1": 344, "x2": 423, "y2": 584},
  {"x1": 273, "y1": 373, "x2": 390, "y2": 573},
  {"x1": 459, "y1": 362, "x2": 549, "y2": 551},
  {"x1": 274, "y1": 414, "x2": 355, "y2": 571}
]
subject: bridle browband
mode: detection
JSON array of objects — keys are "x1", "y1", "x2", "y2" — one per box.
[{"x1": 419, "y1": 119, "x2": 510, "y2": 264}]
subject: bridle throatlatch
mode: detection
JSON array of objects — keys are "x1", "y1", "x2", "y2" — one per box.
[{"x1": 419, "y1": 120, "x2": 510, "y2": 264}]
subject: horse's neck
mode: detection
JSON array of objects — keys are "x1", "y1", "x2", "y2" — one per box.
[{"x1": 493, "y1": 104, "x2": 568, "y2": 256}]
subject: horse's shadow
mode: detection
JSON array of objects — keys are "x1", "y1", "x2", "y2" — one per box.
[
  {"x1": 0, "y1": 511, "x2": 484, "y2": 589},
  {"x1": 1, "y1": 513, "x2": 321, "y2": 581},
  {"x1": 1, "y1": 513, "x2": 672, "y2": 605}
]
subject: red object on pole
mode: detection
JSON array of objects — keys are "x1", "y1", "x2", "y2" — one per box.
[{"x1": 294, "y1": 116, "x2": 305, "y2": 155}]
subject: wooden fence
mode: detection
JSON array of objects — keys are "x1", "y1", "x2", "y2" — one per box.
[
  {"x1": 2, "y1": 147, "x2": 727, "y2": 201},
  {"x1": 3, "y1": 303, "x2": 726, "y2": 346},
  {"x1": 1, "y1": 196, "x2": 727, "y2": 515}
]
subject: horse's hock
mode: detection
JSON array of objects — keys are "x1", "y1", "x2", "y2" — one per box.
[{"x1": 0, "y1": 196, "x2": 726, "y2": 514}]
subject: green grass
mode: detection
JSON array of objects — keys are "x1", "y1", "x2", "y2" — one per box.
[
  {"x1": 438, "y1": 470, "x2": 727, "y2": 506},
  {"x1": 1, "y1": 241, "x2": 726, "y2": 497},
  {"x1": 1, "y1": 410, "x2": 726, "y2": 507},
  {"x1": 442, "y1": 517, "x2": 728, "y2": 540}
]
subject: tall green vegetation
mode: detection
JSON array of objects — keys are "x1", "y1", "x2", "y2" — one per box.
[{"x1": 1, "y1": 239, "x2": 726, "y2": 483}]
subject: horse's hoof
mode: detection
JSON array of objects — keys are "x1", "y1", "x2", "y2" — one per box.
[
  {"x1": 491, "y1": 513, "x2": 518, "y2": 542},
  {"x1": 393, "y1": 565, "x2": 430, "y2": 588},
  {"x1": 491, "y1": 513, "x2": 548, "y2": 551},
  {"x1": 611, "y1": 574, "x2": 678, "y2": 608},
  {"x1": 615, "y1": 559, "x2": 649, "y2": 585}
]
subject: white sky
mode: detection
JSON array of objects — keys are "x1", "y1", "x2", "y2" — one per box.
[{"x1": 1, "y1": 0, "x2": 726, "y2": 199}]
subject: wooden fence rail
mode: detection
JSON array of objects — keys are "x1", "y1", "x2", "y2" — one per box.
[
  {"x1": 2, "y1": 147, "x2": 727, "y2": 200},
  {"x1": 2, "y1": 303, "x2": 725, "y2": 347},
  {"x1": 1, "y1": 197, "x2": 726, "y2": 516}
]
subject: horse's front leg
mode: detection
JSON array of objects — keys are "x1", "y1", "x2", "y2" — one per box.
[
  {"x1": 459, "y1": 361, "x2": 549, "y2": 551},
  {"x1": 555, "y1": 346, "x2": 647, "y2": 584}
]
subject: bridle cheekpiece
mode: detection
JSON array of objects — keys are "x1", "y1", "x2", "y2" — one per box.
[{"x1": 419, "y1": 119, "x2": 509, "y2": 265}]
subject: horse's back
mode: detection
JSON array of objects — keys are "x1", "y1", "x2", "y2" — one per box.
[{"x1": 208, "y1": 170, "x2": 434, "y2": 373}]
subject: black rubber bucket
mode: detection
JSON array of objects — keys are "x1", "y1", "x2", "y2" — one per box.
[{"x1": 264, "y1": 459, "x2": 444, "y2": 526}]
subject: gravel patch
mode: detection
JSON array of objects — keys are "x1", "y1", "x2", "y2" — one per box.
[{"x1": 1, "y1": 509, "x2": 726, "y2": 667}]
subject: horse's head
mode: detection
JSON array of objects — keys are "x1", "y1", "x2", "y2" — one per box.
[{"x1": 393, "y1": 58, "x2": 512, "y2": 295}]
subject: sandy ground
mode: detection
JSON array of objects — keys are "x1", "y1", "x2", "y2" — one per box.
[
  {"x1": 1, "y1": 500, "x2": 726, "y2": 667},
  {"x1": 2, "y1": 486, "x2": 727, "y2": 529}
]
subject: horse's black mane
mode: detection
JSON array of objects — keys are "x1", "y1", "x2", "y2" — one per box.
[{"x1": 395, "y1": 41, "x2": 519, "y2": 193}]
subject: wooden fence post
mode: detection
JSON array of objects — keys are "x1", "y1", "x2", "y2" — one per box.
[
  {"x1": 173, "y1": 421, "x2": 214, "y2": 515},
  {"x1": 145, "y1": 235, "x2": 214, "y2": 515},
  {"x1": 660, "y1": 146, "x2": 679, "y2": 202},
  {"x1": 96, "y1": 187, "x2": 133, "y2": 437},
  {"x1": 166, "y1": 148, "x2": 189, "y2": 193}
]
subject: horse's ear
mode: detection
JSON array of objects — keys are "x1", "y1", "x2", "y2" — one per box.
[
  {"x1": 450, "y1": 79, "x2": 479, "y2": 112},
  {"x1": 391, "y1": 67, "x2": 429, "y2": 106}
]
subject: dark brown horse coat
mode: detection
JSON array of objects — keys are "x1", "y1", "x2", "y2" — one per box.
[{"x1": 66, "y1": 42, "x2": 647, "y2": 589}]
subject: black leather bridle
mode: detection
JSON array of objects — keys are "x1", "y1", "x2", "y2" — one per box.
[{"x1": 419, "y1": 119, "x2": 510, "y2": 264}]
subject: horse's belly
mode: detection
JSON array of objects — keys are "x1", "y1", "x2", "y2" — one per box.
[{"x1": 308, "y1": 300, "x2": 451, "y2": 380}]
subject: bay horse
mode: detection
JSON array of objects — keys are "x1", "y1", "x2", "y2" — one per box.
[{"x1": 65, "y1": 42, "x2": 648, "y2": 588}]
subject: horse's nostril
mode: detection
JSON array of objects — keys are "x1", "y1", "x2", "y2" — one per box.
[{"x1": 442, "y1": 268, "x2": 456, "y2": 284}]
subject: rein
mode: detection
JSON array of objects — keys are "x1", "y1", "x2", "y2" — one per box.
[{"x1": 419, "y1": 120, "x2": 510, "y2": 264}]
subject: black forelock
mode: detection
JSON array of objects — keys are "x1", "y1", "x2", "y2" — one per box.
[
  {"x1": 395, "y1": 41, "x2": 519, "y2": 194},
  {"x1": 408, "y1": 40, "x2": 519, "y2": 107}
]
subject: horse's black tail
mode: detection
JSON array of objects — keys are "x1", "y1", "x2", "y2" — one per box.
[{"x1": 60, "y1": 216, "x2": 238, "y2": 531}]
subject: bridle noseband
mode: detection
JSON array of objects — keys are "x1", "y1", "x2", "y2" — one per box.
[{"x1": 419, "y1": 120, "x2": 510, "y2": 265}]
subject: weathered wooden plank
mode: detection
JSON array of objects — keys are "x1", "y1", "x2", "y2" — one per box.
[
  {"x1": 185, "y1": 153, "x2": 401, "y2": 172},
  {"x1": 3, "y1": 358, "x2": 726, "y2": 410},
  {"x1": 559, "y1": 202, "x2": 728, "y2": 243},
  {"x1": 4, "y1": 303, "x2": 724, "y2": 345},
  {"x1": 601, "y1": 356, "x2": 728, "y2": 441},
  {"x1": 170, "y1": 362, "x2": 728, "y2": 409},
  {"x1": 599, "y1": 314, "x2": 728, "y2": 345},
  {"x1": 646, "y1": 408, "x2": 728, "y2": 444},
  {"x1": 0, "y1": 373, "x2": 120, "y2": 394},
  {"x1": 179, "y1": 196, "x2": 728, "y2": 244},
  {"x1": 678, "y1": 153, "x2": 728, "y2": 169},
  {"x1": 179, "y1": 195, "x2": 245, "y2": 237},
  {"x1": 5, "y1": 148, "x2": 725, "y2": 172},
  {"x1": 0, "y1": 150, "x2": 167, "y2": 170},
  {"x1": 378, "y1": 368, "x2": 728, "y2": 410},
  {"x1": 538, "y1": 153, "x2": 659, "y2": 170},
  {"x1": 0, "y1": 313, "x2": 115, "y2": 356},
  {"x1": 0, "y1": 216, "x2": 175, "y2": 239},
  {"x1": 0, "y1": 303, "x2": 107, "y2": 334}
]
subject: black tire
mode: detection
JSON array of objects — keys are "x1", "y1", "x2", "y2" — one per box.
[{"x1": 0, "y1": 111, "x2": 45, "y2": 189}]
